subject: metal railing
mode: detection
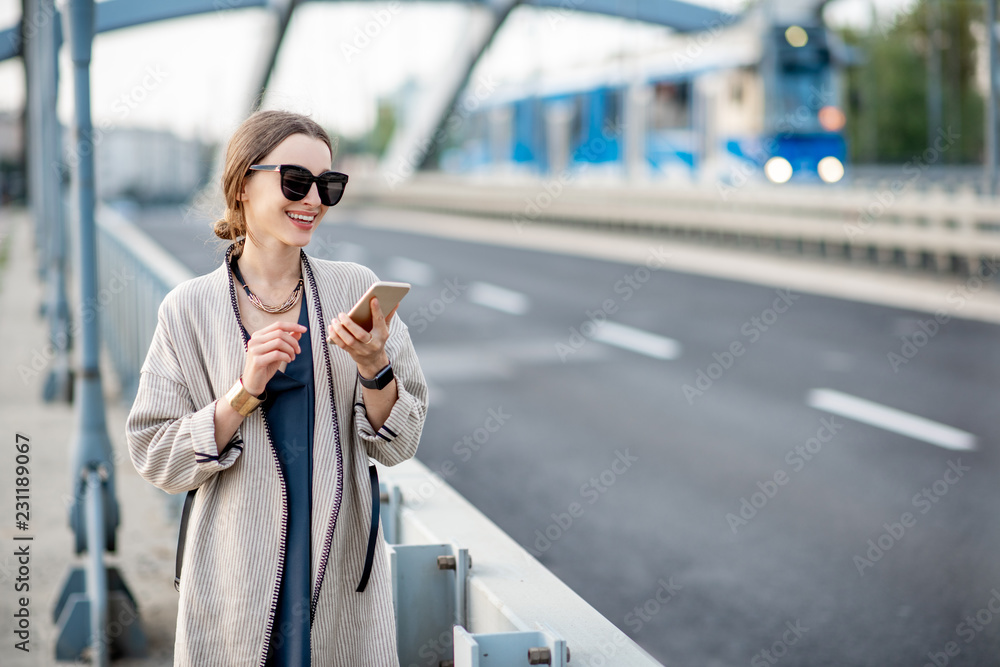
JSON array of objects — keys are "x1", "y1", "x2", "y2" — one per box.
[
  {"x1": 97, "y1": 205, "x2": 192, "y2": 401},
  {"x1": 352, "y1": 174, "x2": 1000, "y2": 276}
]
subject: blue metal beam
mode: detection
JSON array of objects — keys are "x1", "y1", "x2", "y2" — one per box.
[
  {"x1": 524, "y1": 0, "x2": 734, "y2": 32},
  {"x1": 0, "y1": 0, "x2": 735, "y2": 62}
]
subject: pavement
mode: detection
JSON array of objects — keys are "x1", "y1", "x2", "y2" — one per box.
[{"x1": 0, "y1": 208, "x2": 177, "y2": 666}]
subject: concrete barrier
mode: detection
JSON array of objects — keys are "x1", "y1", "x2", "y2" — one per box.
[{"x1": 351, "y1": 174, "x2": 1000, "y2": 276}]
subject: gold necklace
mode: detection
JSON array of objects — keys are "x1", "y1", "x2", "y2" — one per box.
[{"x1": 231, "y1": 255, "x2": 303, "y2": 314}]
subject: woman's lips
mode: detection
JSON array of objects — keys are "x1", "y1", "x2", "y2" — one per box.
[{"x1": 286, "y1": 211, "x2": 316, "y2": 228}]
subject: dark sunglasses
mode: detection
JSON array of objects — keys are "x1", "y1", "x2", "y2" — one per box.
[{"x1": 247, "y1": 164, "x2": 348, "y2": 207}]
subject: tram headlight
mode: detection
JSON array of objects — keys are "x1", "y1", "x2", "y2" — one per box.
[
  {"x1": 765, "y1": 157, "x2": 793, "y2": 184},
  {"x1": 818, "y1": 156, "x2": 845, "y2": 184}
]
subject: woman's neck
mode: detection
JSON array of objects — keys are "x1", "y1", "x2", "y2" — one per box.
[{"x1": 236, "y1": 238, "x2": 302, "y2": 287}]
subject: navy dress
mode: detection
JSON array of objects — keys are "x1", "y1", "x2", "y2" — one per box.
[{"x1": 256, "y1": 295, "x2": 315, "y2": 667}]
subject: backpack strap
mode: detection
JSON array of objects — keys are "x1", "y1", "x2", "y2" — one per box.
[
  {"x1": 356, "y1": 463, "x2": 380, "y2": 592},
  {"x1": 174, "y1": 489, "x2": 197, "y2": 592}
]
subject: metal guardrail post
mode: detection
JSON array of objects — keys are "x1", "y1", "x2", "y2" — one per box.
[
  {"x1": 30, "y1": 0, "x2": 74, "y2": 404},
  {"x1": 53, "y1": 0, "x2": 145, "y2": 661},
  {"x1": 84, "y1": 468, "x2": 109, "y2": 667}
]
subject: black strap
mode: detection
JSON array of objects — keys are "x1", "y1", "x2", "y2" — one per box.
[
  {"x1": 356, "y1": 464, "x2": 380, "y2": 592},
  {"x1": 175, "y1": 489, "x2": 197, "y2": 592},
  {"x1": 174, "y1": 467, "x2": 380, "y2": 594}
]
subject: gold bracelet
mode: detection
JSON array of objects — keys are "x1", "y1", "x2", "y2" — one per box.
[{"x1": 225, "y1": 378, "x2": 263, "y2": 417}]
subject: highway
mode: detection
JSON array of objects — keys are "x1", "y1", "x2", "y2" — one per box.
[{"x1": 131, "y1": 203, "x2": 1000, "y2": 666}]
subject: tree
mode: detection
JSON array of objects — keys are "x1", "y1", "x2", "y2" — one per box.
[{"x1": 839, "y1": 0, "x2": 984, "y2": 164}]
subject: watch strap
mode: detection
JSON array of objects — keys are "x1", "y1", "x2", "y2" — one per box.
[{"x1": 358, "y1": 363, "x2": 394, "y2": 390}]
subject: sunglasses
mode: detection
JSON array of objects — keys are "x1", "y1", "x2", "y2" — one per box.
[{"x1": 247, "y1": 164, "x2": 348, "y2": 207}]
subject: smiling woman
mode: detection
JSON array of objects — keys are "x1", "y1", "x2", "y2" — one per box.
[{"x1": 126, "y1": 109, "x2": 428, "y2": 666}]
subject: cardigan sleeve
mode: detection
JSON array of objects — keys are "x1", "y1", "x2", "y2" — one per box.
[
  {"x1": 353, "y1": 314, "x2": 428, "y2": 467},
  {"x1": 126, "y1": 298, "x2": 243, "y2": 495}
]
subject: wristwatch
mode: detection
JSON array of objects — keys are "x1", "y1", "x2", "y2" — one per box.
[{"x1": 358, "y1": 362, "x2": 394, "y2": 390}]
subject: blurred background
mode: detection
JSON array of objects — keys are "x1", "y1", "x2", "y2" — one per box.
[{"x1": 2, "y1": 0, "x2": 1000, "y2": 665}]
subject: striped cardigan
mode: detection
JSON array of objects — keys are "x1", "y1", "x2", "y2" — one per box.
[{"x1": 126, "y1": 247, "x2": 427, "y2": 666}]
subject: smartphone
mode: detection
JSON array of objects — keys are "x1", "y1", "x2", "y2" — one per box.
[{"x1": 340, "y1": 281, "x2": 411, "y2": 333}]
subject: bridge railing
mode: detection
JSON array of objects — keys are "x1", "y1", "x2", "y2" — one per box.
[
  {"x1": 95, "y1": 206, "x2": 661, "y2": 667},
  {"x1": 352, "y1": 173, "x2": 1000, "y2": 276}
]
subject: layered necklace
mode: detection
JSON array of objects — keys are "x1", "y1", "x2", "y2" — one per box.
[{"x1": 230, "y1": 253, "x2": 303, "y2": 314}]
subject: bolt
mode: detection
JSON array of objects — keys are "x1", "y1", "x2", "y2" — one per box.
[
  {"x1": 528, "y1": 647, "x2": 551, "y2": 665},
  {"x1": 437, "y1": 555, "x2": 456, "y2": 570}
]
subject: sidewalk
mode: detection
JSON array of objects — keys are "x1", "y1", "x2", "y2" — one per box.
[{"x1": 0, "y1": 209, "x2": 177, "y2": 666}]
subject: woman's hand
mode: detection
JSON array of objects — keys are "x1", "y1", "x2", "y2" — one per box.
[
  {"x1": 327, "y1": 297, "x2": 398, "y2": 377},
  {"x1": 241, "y1": 321, "x2": 307, "y2": 396}
]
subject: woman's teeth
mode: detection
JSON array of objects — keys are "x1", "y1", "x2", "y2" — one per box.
[{"x1": 288, "y1": 212, "x2": 314, "y2": 223}]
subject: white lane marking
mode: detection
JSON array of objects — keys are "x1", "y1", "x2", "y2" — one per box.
[
  {"x1": 468, "y1": 281, "x2": 531, "y2": 315},
  {"x1": 591, "y1": 322, "x2": 682, "y2": 360},
  {"x1": 385, "y1": 257, "x2": 434, "y2": 286},
  {"x1": 806, "y1": 388, "x2": 977, "y2": 451}
]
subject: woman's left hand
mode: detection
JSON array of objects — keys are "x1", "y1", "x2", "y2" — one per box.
[{"x1": 327, "y1": 297, "x2": 399, "y2": 378}]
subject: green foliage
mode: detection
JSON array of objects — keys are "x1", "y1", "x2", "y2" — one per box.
[{"x1": 839, "y1": 0, "x2": 985, "y2": 164}]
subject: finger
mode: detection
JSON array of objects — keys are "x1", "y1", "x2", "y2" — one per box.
[
  {"x1": 251, "y1": 329, "x2": 302, "y2": 354},
  {"x1": 337, "y1": 311, "x2": 371, "y2": 343},
  {"x1": 258, "y1": 320, "x2": 307, "y2": 335},
  {"x1": 250, "y1": 338, "x2": 298, "y2": 361},
  {"x1": 383, "y1": 304, "x2": 399, "y2": 328}
]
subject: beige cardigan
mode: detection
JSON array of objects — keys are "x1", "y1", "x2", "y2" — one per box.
[{"x1": 126, "y1": 247, "x2": 427, "y2": 666}]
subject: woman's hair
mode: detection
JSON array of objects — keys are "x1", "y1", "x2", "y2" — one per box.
[{"x1": 213, "y1": 110, "x2": 333, "y2": 243}]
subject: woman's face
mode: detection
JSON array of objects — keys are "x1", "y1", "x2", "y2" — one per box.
[{"x1": 240, "y1": 133, "x2": 333, "y2": 249}]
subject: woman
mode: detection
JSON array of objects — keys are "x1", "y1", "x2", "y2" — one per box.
[{"x1": 126, "y1": 110, "x2": 427, "y2": 666}]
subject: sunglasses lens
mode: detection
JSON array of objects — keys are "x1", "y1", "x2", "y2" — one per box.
[
  {"x1": 318, "y1": 178, "x2": 345, "y2": 207},
  {"x1": 280, "y1": 166, "x2": 313, "y2": 201},
  {"x1": 273, "y1": 166, "x2": 346, "y2": 206}
]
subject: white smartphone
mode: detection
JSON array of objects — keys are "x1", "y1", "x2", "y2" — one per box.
[{"x1": 339, "y1": 281, "x2": 410, "y2": 334}]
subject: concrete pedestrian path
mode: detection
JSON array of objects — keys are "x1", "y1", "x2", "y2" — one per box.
[{"x1": 0, "y1": 209, "x2": 177, "y2": 665}]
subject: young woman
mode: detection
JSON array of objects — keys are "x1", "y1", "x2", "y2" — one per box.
[{"x1": 126, "y1": 110, "x2": 427, "y2": 666}]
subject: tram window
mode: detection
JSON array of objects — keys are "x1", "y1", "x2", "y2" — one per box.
[
  {"x1": 650, "y1": 81, "x2": 691, "y2": 130},
  {"x1": 570, "y1": 95, "x2": 585, "y2": 146},
  {"x1": 604, "y1": 88, "x2": 624, "y2": 132}
]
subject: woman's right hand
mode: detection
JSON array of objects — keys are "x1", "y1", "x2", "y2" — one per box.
[{"x1": 241, "y1": 321, "x2": 307, "y2": 396}]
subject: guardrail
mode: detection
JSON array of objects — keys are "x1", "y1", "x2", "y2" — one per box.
[
  {"x1": 97, "y1": 205, "x2": 192, "y2": 401},
  {"x1": 351, "y1": 174, "x2": 1000, "y2": 277},
  {"x1": 95, "y1": 207, "x2": 661, "y2": 667}
]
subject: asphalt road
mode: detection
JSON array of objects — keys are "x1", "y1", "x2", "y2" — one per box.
[{"x1": 131, "y1": 203, "x2": 1000, "y2": 667}]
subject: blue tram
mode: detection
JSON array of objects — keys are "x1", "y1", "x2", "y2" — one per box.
[{"x1": 441, "y1": 13, "x2": 851, "y2": 186}]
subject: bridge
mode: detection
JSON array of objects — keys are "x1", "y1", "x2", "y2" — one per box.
[{"x1": 2, "y1": 0, "x2": 1000, "y2": 666}]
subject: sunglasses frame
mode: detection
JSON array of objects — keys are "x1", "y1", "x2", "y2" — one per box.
[{"x1": 247, "y1": 164, "x2": 349, "y2": 207}]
